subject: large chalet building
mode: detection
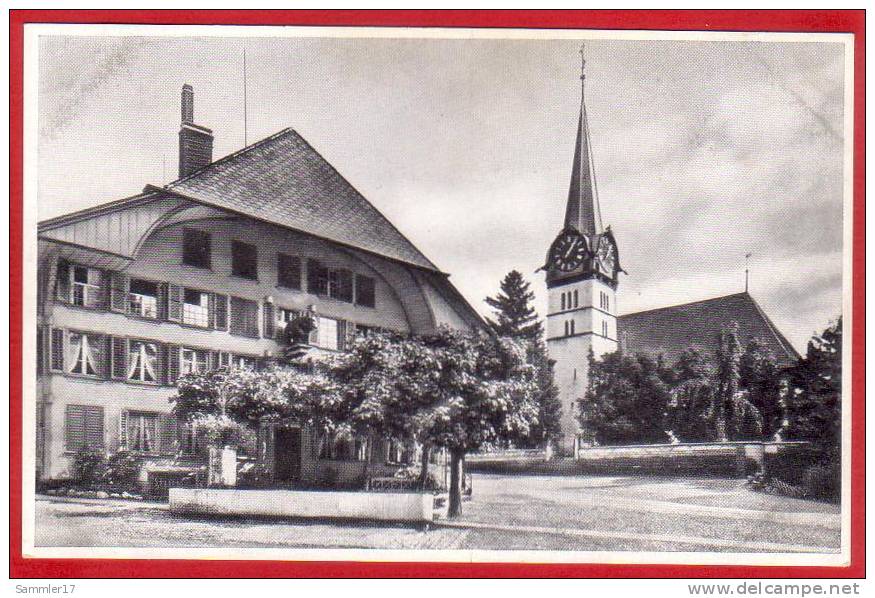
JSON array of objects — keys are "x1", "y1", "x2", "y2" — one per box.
[{"x1": 36, "y1": 85, "x2": 482, "y2": 482}]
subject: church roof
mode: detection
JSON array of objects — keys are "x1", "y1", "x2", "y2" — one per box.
[
  {"x1": 165, "y1": 128, "x2": 441, "y2": 272},
  {"x1": 564, "y1": 110, "x2": 601, "y2": 236},
  {"x1": 618, "y1": 292, "x2": 800, "y2": 368},
  {"x1": 563, "y1": 58, "x2": 602, "y2": 237}
]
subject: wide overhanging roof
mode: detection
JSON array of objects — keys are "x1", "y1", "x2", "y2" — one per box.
[{"x1": 165, "y1": 128, "x2": 440, "y2": 272}]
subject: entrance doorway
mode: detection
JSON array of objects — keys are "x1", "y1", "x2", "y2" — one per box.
[{"x1": 274, "y1": 426, "x2": 302, "y2": 483}]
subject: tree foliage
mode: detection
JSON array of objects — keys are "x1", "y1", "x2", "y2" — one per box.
[
  {"x1": 578, "y1": 351, "x2": 671, "y2": 445},
  {"x1": 582, "y1": 324, "x2": 786, "y2": 445},
  {"x1": 785, "y1": 317, "x2": 842, "y2": 459}
]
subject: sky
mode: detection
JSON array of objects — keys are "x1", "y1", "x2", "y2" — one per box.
[{"x1": 36, "y1": 32, "x2": 848, "y2": 353}]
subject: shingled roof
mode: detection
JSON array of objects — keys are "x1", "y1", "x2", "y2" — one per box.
[
  {"x1": 618, "y1": 292, "x2": 800, "y2": 368},
  {"x1": 164, "y1": 128, "x2": 440, "y2": 272}
]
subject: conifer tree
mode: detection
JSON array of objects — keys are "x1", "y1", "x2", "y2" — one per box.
[
  {"x1": 485, "y1": 270, "x2": 542, "y2": 340},
  {"x1": 485, "y1": 270, "x2": 563, "y2": 445}
]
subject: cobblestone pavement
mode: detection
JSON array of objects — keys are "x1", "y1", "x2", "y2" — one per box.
[{"x1": 34, "y1": 474, "x2": 841, "y2": 552}]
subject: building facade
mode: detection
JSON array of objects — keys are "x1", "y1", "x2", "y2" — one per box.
[{"x1": 36, "y1": 86, "x2": 482, "y2": 481}]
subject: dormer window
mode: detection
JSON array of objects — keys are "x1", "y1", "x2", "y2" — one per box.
[
  {"x1": 182, "y1": 228, "x2": 211, "y2": 269},
  {"x1": 232, "y1": 240, "x2": 258, "y2": 280}
]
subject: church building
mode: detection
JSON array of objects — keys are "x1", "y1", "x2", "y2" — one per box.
[{"x1": 543, "y1": 56, "x2": 799, "y2": 454}]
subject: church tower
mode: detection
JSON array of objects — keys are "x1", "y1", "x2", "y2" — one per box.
[{"x1": 544, "y1": 48, "x2": 623, "y2": 454}]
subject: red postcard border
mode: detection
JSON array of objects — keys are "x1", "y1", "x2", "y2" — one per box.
[{"x1": 9, "y1": 9, "x2": 866, "y2": 579}]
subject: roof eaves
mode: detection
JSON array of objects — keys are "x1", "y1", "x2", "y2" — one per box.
[
  {"x1": 744, "y1": 292, "x2": 802, "y2": 363},
  {"x1": 37, "y1": 188, "x2": 162, "y2": 232}
]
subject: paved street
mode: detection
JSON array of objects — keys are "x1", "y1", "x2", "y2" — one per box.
[{"x1": 35, "y1": 474, "x2": 840, "y2": 552}]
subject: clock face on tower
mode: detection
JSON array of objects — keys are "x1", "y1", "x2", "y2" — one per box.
[
  {"x1": 595, "y1": 234, "x2": 617, "y2": 277},
  {"x1": 549, "y1": 230, "x2": 589, "y2": 272}
]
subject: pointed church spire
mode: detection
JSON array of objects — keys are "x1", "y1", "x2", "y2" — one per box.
[{"x1": 564, "y1": 44, "x2": 603, "y2": 236}]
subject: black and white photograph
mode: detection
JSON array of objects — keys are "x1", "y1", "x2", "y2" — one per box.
[{"x1": 23, "y1": 24, "x2": 853, "y2": 565}]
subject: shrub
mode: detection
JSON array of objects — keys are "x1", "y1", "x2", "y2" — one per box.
[
  {"x1": 803, "y1": 462, "x2": 841, "y2": 503},
  {"x1": 71, "y1": 448, "x2": 106, "y2": 487},
  {"x1": 394, "y1": 464, "x2": 447, "y2": 492},
  {"x1": 104, "y1": 451, "x2": 141, "y2": 491}
]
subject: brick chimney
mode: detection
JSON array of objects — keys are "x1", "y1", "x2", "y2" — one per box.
[{"x1": 178, "y1": 84, "x2": 213, "y2": 178}]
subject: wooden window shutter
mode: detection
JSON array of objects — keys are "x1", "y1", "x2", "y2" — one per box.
[
  {"x1": 85, "y1": 406, "x2": 105, "y2": 449},
  {"x1": 213, "y1": 293, "x2": 229, "y2": 331},
  {"x1": 208, "y1": 351, "x2": 219, "y2": 371},
  {"x1": 65, "y1": 405, "x2": 85, "y2": 451},
  {"x1": 100, "y1": 335, "x2": 112, "y2": 379},
  {"x1": 208, "y1": 293, "x2": 216, "y2": 328},
  {"x1": 337, "y1": 320, "x2": 347, "y2": 351},
  {"x1": 166, "y1": 284, "x2": 183, "y2": 322},
  {"x1": 157, "y1": 282, "x2": 169, "y2": 320},
  {"x1": 50, "y1": 328, "x2": 64, "y2": 371},
  {"x1": 36, "y1": 327, "x2": 44, "y2": 375},
  {"x1": 344, "y1": 320, "x2": 356, "y2": 351},
  {"x1": 99, "y1": 270, "x2": 112, "y2": 309},
  {"x1": 263, "y1": 302, "x2": 276, "y2": 338},
  {"x1": 166, "y1": 345, "x2": 180, "y2": 384},
  {"x1": 111, "y1": 336, "x2": 128, "y2": 380},
  {"x1": 56, "y1": 260, "x2": 70, "y2": 302},
  {"x1": 118, "y1": 410, "x2": 128, "y2": 451},
  {"x1": 159, "y1": 414, "x2": 179, "y2": 454},
  {"x1": 109, "y1": 272, "x2": 129, "y2": 313}
]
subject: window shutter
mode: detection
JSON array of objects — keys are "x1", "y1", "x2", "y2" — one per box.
[
  {"x1": 219, "y1": 352, "x2": 231, "y2": 368},
  {"x1": 101, "y1": 335, "x2": 112, "y2": 379},
  {"x1": 344, "y1": 320, "x2": 356, "y2": 351},
  {"x1": 263, "y1": 302, "x2": 276, "y2": 338},
  {"x1": 337, "y1": 320, "x2": 347, "y2": 351},
  {"x1": 36, "y1": 327, "x2": 44, "y2": 375},
  {"x1": 50, "y1": 328, "x2": 64, "y2": 371},
  {"x1": 56, "y1": 260, "x2": 70, "y2": 302},
  {"x1": 65, "y1": 405, "x2": 85, "y2": 452},
  {"x1": 208, "y1": 293, "x2": 216, "y2": 328},
  {"x1": 154, "y1": 343, "x2": 165, "y2": 383},
  {"x1": 166, "y1": 345, "x2": 180, "y2": 384},
  {"x1": 111, "y1": 336, "x2": 128, "y2": 380},
  {"x1": 85, "y1": 406, "x2": 105, "y2": 449},
  {"x1": 209, "y1": 351, "x2": 219, "y2": 371},
  {"x1": 159, "y1": 414, "x2": 179, "y2": 454},
  {"x1": 157, "y1": 282, "x2": 169, "y2": 320},
  {"x1": 166, "y1": 283, "x2": 183, "y2": 322},
  {"x1": 109, "y1": 272, "x2": 128, "y2": 313},
  {"x1": 118, "y1": 410, "x2": 128, "y2": 451},
  {"x1": 213, "y1": 293, "x2": 228, "y2": 331}
]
